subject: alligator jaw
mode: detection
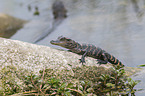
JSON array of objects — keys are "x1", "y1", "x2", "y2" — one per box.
[{"x1": 50, "y1": 40, "x2": 65, "y2": 46}]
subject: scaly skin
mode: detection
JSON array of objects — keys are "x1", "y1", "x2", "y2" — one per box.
[{"x1": 50, "y1": 36, "x2": 124, "y2": 67}]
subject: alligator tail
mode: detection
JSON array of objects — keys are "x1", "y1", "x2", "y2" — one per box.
[{"x1": 105, "y1": 53, "x2": 124, "y2": 67}]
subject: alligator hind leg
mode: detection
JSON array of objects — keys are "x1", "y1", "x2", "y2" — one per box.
[
  {"x1": 97, "y1": 59, "x2": 108, "y2": 64},
  {"x1": 97, "y1": 52, "x2": 108, "y2": 65}
]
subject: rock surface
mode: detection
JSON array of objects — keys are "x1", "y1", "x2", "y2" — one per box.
[
  {"x1": 0, "y1": 37, "x2": 142, "y2": 74},
  {"x1": 0, "y1": 14, "x2": 26, "y2": 38},
  {"x1": 0, "y1": 37, "x2": 99, "y2": 75}
]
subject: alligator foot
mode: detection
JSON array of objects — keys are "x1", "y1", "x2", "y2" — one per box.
[{"x1": 79, "y1": 58, "x2": 86, "y2": 65}]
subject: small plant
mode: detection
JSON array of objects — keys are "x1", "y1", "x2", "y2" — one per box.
[
  {"x1": 91, "y1": 65, "x2": 140, "y2": 96},
  {"x1": 126, "y1": 78, "x2": 140, "y2": 96},
  {"x1": 138, "y1": 64, "x2": 145, "y2": 67},
  {"x1": 22, "y1": 70, "x2": 84, "y2": 95},
  {"x1": 0, "y1": 65, "x2": 140, "y2": 95}
]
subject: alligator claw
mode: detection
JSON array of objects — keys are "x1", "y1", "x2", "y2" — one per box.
[{"x1": 79, "y1": 58, "x2": 85, "y2": 65}]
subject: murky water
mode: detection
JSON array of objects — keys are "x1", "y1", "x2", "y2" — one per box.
[{"x1": 1, "y1": 0, "x2": 145, "y2": 95}]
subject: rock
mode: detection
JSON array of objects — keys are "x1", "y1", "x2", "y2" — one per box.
[
  {"x1": 52, "y1": 0, "x2": 67, "y2": 19},
  {"x1": 0, "y1": 14, "x2": 26, "y2": 38},
  {"x1": 0, "y1": 37, "x2": 99, "y2": 75},
  {"x1": 0, "y1": 37, "x2": 142, "y2": 75},
  {"x1": 0, "y1": 38, "x2": 142, "y2": 94},
  {"x1": 33, "y1": 0, "x2": 68, "y2": 43}
]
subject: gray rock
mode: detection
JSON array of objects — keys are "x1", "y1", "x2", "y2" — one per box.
[
  {"x1": 0, "y1": 37, "x2": 98, "y2": 74},
  {"x1": 0, "y1": 37, "x2": 142, "y2": 75}
]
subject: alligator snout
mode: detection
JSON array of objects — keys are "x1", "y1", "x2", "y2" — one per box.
[
  {"x1": 50, "y1": 40, "x2": 61, "y2": 45},
  {"x1": 50, "y1": 40, "x2": 55, "y2": 44}
]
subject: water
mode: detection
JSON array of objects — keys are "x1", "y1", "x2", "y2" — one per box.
[{"x1": 1, "y1": 0, "x2": 145, "y2": 95}]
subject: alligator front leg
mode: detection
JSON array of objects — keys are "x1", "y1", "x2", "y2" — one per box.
[
  {"x1": 97, "y1": 52, "x2": 108, "y2": 65},
  {"x1": 79, "y1": 51, "x2": 88, "y2": 65},
  {"x1": 69, "y1": 48, "x2": 87, "y2": 65}
]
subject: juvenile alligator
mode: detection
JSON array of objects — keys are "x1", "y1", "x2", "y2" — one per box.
[{"x1": 50, "y1": 36, "x2": 124, "y2": 67}]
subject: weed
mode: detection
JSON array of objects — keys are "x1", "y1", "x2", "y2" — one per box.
[{"x1": 0, "y1": 65, "x2": 140, "y2": 96}]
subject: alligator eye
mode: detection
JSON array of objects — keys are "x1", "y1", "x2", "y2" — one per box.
[{"x1": 60, "y1": 38, "x2": 65, "y2": 41}]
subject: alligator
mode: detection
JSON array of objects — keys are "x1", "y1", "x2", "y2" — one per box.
[{"x1": 50, "y1": 36, "x2": 124, "y2": 67}]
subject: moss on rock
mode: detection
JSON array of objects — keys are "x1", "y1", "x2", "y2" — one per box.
[{"x1": 0, "y1": 14, "x2": 26, "y2": 38}]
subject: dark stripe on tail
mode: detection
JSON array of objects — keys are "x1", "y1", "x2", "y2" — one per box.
[{"x1": 105, "y1": 53, "x2": 124, "y2": 67}]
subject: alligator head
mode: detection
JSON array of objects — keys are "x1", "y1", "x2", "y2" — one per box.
[{"x1": 50, "y1": 36, "x2": 78, "y2": 49}]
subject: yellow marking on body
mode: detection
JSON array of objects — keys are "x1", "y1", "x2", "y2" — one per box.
[
  {"x1": 92, "y1": 49, "x2": 96, "y2": 55},
  {"x1": 97, "y1": 50, "x2": 101, "y2": 56},
  {"x1": 76, "y1": 43, "x2": 79, "y2": 48},
  {"x1": 114, "y1": 58, "x2": 117, "y2": 64},
  {"x1": 110, "y1": 55, "x2": 113, "y2": 60},
  {"x1": 117, "y1": 62, "x2": 120, "y2": 66},
  {"x1": 85, "y1": 45, "x2": 89, "y2": 50}
]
